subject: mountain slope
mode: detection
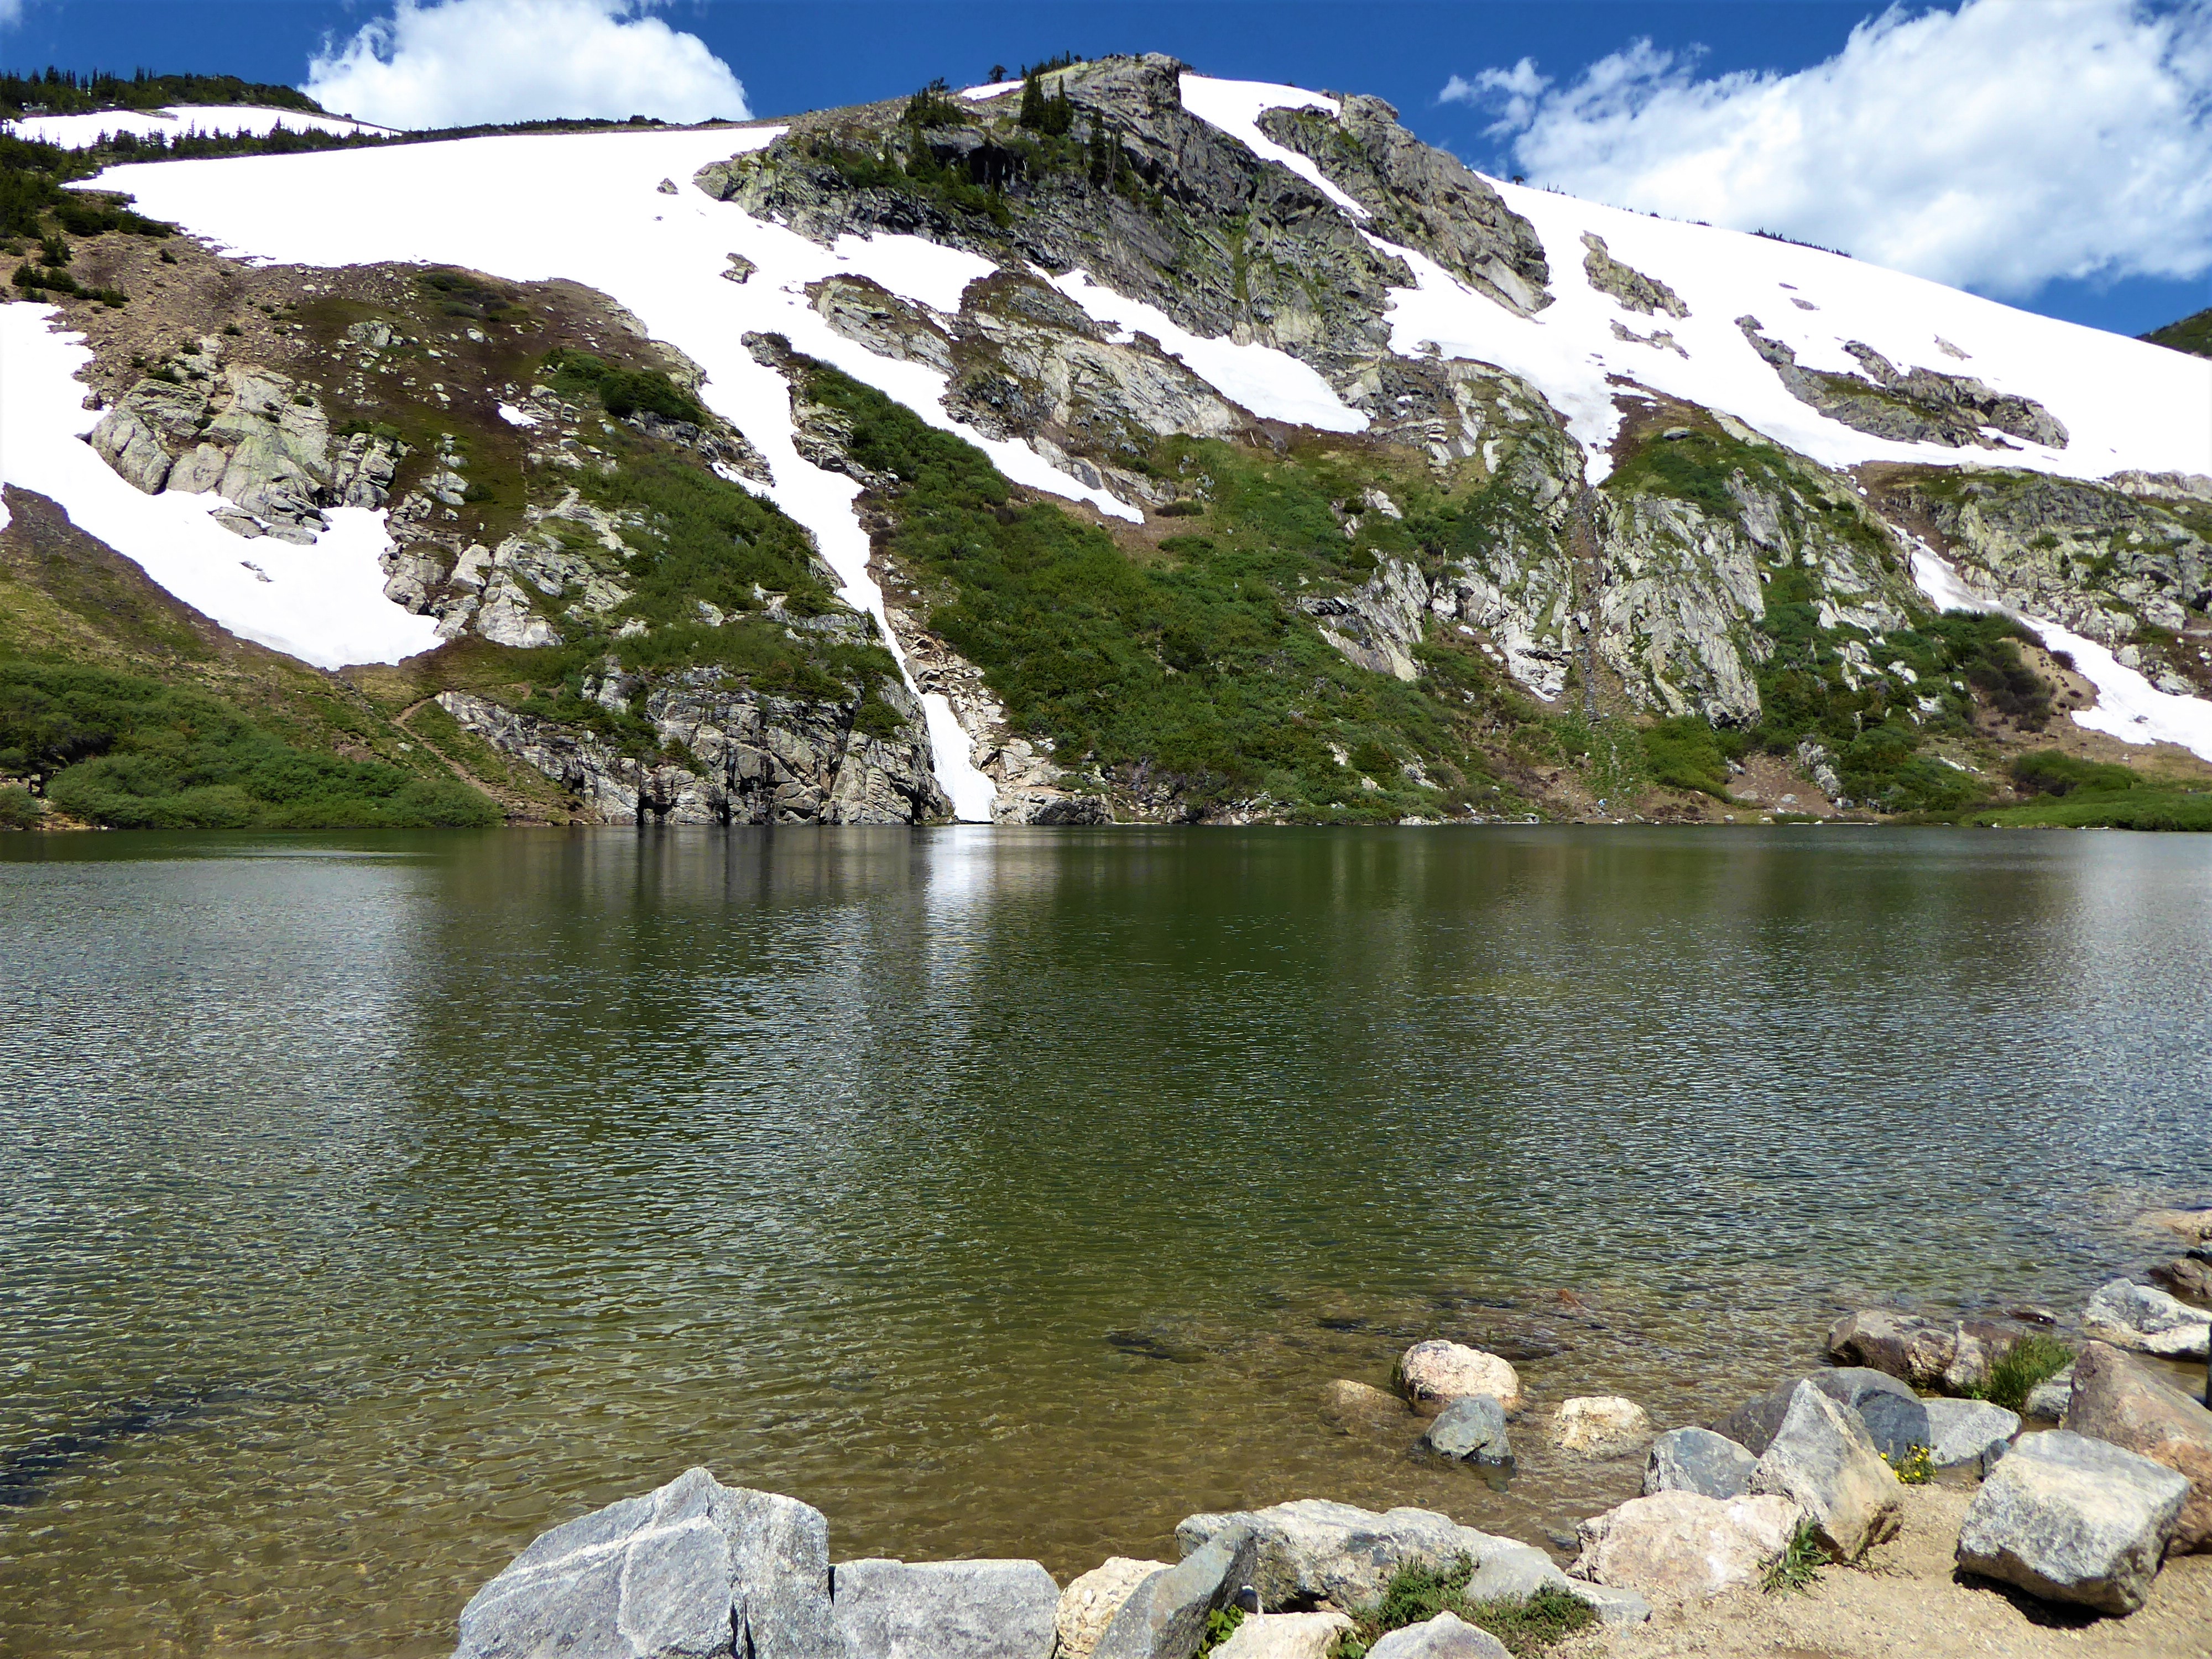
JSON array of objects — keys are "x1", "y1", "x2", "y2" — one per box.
[{"x1": 6, "y1": 53, "x2": 2211, "y2": 826}]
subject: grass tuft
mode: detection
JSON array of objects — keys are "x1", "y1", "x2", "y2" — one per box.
[
  {"x1": 1328, "y1": 1559, "x2": 1597, "y2": 1659},
  {"x1": 1762, "y1": 1520, "x2": 1825, "y2": 1595},
  {"x1": 1971, "y1": 1334, "x2": 2073, "y2": 1413}
]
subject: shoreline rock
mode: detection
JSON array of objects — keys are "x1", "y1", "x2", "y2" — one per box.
[
  {"x1": 1568, "y1": 1491, "x2": 1803, "y2": 1604},
  {"x1": 1955, "y1": 1430, "x2": 2189, "y2": 1615},
  {"x1": 1396, "y1": 1341, "x2": 1523, "y2": 1415},
  {"x1": 2064, "y1": 1340, "x2": 2212, "y2": 1553},
  {"x1": 1746, "y1": 1381, "x2": 1903, "y2": 1562}
]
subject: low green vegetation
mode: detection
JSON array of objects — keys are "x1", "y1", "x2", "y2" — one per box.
[
  {"x1": 1327, "y1": 1559, "x2": 1597, "y2": 1659},
  {"x1": 1193, "y1": 1606, "x2": 1243, "y2": 1657},
  {"x1": 1971, "y1": 1335, "x2": 2074, "y2": 1412},
  {"x1": 0, "y1": 66, "x2": 321, "y2": 120},
  {"x1": 544, "y1": 347, "x2": 707, "y2": 425},
  {"x1": 1762, "y1": 1520, "x2": 1826, "y2": 1594},
  {"x1": 1975, "y1": 752, "x2": 2212, "y2": 831},
  {"x1": 2143, "y1": 306, "x2": 2212, "y2": 359},
  {"x1": 0, "y1": 662, "x2": 495, "y2": 828},
  {"x1": 0, "y1": 784, "x2": 45, "y2": 828},
  {"x1": 789, "y1": 352, "x2": 1533, "y2": 820},
  {"x1": 1881, "y1": 1444, "x2": 1935, "y2": 1485}
]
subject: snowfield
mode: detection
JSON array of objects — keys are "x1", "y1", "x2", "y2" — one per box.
[
  {"x1": 4, "y1": 105, "x2": 392, "y2": 148},
  {"x1": 0, "y1": 304, "x2": 440, "y2": 669},
  {"x1": 0, "y1": 80, "x2": 2205, "y2": 791}
]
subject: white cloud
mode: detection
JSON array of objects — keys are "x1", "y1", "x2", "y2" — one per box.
[
  {"x1": 0, "y1": 0, "x2": 23, "y2": 28},
  {"x1": 1451, "y1": 0, "x2": 2212, "y2": 297},
  {"x1": 304, "y1": 0, "x2": 749, "y2": 130}
]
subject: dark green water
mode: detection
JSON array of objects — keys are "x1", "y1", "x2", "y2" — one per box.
[{"x1": 2, "y1": 826, "x2": 2208, "y2": 1657}]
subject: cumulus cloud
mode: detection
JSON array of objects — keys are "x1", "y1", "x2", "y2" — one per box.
[
  {"x1": 305, "y1": 0, "x2": 750, "y2": 130},
  {"x1": 1448, "y1": 0, "x2": 2212, "y2": 297},
  {"x1": 0, "y1": 0, "x2": 24, "y2": 28}
]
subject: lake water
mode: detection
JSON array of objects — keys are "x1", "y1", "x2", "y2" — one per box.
[{"x1": 2, "y1": 826, "x2": 2208, "y2": 1657}]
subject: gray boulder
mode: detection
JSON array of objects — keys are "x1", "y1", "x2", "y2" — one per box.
[
  {"x1": 1853, "y1": 1390, "x2": 1936, "y2": 1467},
  {"x1": 1364, "y1": 1613, "x2": 1507, "y2": 1659},
  {"x1": 2084, "y1": 1279, "x2": 2212, "y2": 1359},
  {"x1": 1748, "y1": 1381, "x2": 1903, "y2": 1561},
  {"x1": 453, "y1": 1467, "x2": 839, "y2": 1659},
  {"x1": 2025, "y1": 1366, "x2": 2075, "y2": 1424},
  {"x1": 1923, "y1": 1398, "x2": 2020, "y2": 1475},
  {"x1": 1825, "y1": 1311, "x2": 2029, "y2": 1393},
  {"x1": 1955, "y1": 1431, "x2": 2189, "y2": 1615},
  {"x1": 833, "y1": 1558, "x2": 1057, "y2": 1659},
  {"x1": 1642, "y1": 1427, "x2": 1755, "y2": 1499},
  {"x1": 1716, "y1": 1367, "x2": 1914, "y2": 1455},
  {"x1": 1423, "y1": 1396, "x2": 1512, "y2": 1467},
  {"x1": 2064, "y1": 1340, "x2": 2212, "y2": 1553},
  {"x1": 1094, "y1": 1528, "x2": 1256, "y2": 1659}
]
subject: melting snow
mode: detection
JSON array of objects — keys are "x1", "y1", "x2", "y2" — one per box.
[
  {"x1": 0, "y1": 304, "x2": 440, "y2": 669},
  {"x1": 4, "y1": 105, "x2": 392, "y2": 148},
  {"x1": 495, "y1": 402, "x2": 537, "y2": 428},
  {"x1": 1047, "y1": 269, "x2": 1367, "y2": 433},
  {"x1": 1912, "y1": 545, "x2": 2212, "y2": 763},
  {"x1": 1176, "y1": 76, "x2": 1367, "y2": 220}
]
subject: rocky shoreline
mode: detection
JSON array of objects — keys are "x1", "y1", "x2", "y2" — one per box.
[{"x1": 447, "y1": 1211, "x2": 2212, "y2": 1659}]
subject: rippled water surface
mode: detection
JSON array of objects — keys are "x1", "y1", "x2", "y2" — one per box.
[{"x1": 3, "y1": 826, "x2": 2209, "y2": 1656}]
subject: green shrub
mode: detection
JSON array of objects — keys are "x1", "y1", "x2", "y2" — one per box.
[
  {"x1": 1972, "y1": 1335, "x2": 2073, "y2": 1412},
  {"x1": 0, "y1": 661, "x2": 498, "y2": 829},
  {"x1": 1976, "y1": 788, "x2": 2212, "y2": 831},
  {"x1": 1644, "y1": 715, "x2": 1733, "y2": 798},
  {"x1": 0, "y1": 785, "x2": 44, "y2": 828},
  {"x1": 544, "y1": 347, "x2": 706, "y2": 425},
  {"x1": 1328, "y1": 1559, "x2": 1597, "y2": 1659}
]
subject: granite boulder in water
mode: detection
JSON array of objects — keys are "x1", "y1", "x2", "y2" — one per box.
[{"x1": 1642, "y1": 1427, "x2": 1755, "y2": 1499}]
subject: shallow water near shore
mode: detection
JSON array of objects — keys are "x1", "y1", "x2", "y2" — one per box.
[{"x1": 2, "y1": 825, "x2": 2209, "y2": 1657}]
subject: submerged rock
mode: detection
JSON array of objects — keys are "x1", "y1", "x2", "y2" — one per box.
[
  {"x1": 1319, "y1": 1379, "x2": 1404, "y2": 1433},
  {"x1": 1423, "y1": 1396, "x2": 1512, "y2": 1466},
  {"x1": 2064, "y1": 1340, "x2": 2212, "y2": 1553},
  {"x1": 1568, "y1": 1491, "x2": 1803, "y2": 1605},
  {"x1": 1955, "y1": 1431, "x2": 2189, "y2": 1615},
  {"x1": 833, "y1": 1557, "x2": 1059, "y2": 1659},
  {"x1": 1642, "y1": 1427, "x2": 1755, "y2": 1500},
  {"x1": 1551, "y1": 1396, "x2": 1652, "y2": 1459},
  {"x1": 1396, "y1": 1340, "x2": 1522, "y2": 1414},
  {"x1": 1747, "y1": 1382, "x2": 1903, "y2": 1562}
]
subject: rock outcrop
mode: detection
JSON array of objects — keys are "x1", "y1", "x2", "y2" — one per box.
[
  {"x1": 1055, "y1": 1558, "x2": 1169, "y2": 1659},
  {"x1": 1740, "y1": 319, "x2": 2068, "y2": 450},
  {"x1": 1363, "y1": 1612, "x2": 1509, "y2": 1659},
  {"x1": 438, "y1": 674, "x2": 949, "y2": 826},
  {"x1": 1094, "y1": 1527, "x2": 1257, "y2": 1659},
  {"x1": 89, "y1": 341, "x2": 400, "y2": 542},
  {"x1": 1580, "y1": 234, "x2": 1686, "y2": 320},
  {"x1": 1955, "y1": 1431, "x2": 2189, "y2": 1615}
]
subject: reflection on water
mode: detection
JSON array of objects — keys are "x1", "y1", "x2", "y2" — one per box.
[{"x1": 2, "y1": 827, "x2": 2209, "y2": 1656}]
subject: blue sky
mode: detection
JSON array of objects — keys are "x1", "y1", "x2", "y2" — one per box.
[{"x1": 5, "y1": 1, "x2": 2209, "y2": 338}]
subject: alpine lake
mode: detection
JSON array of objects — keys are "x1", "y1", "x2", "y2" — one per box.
[{"x1": 3, "y1": 825, "x2": 2208, "y2": 1656}]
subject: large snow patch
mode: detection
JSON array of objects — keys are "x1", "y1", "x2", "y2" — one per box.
[
  {"x1": 0, "y1": 304, "x2": 439, "y2": 669},
  {"x1": 4, "y1": 105, "x2": 392, "y2": 148}
]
